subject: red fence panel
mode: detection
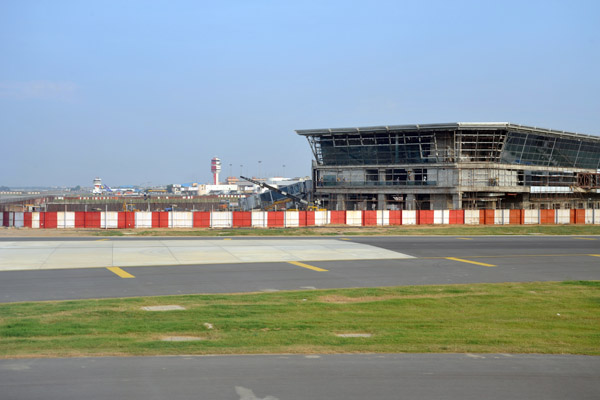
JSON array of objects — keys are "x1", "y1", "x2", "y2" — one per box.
[
  {"x1": 303, "y1": 211, "x2": 315, "y2": 226},
  {"x1": 329, "y1": 211, "x2": 346, "y2": 225},
  {"x1": 75, "y1": 212, "x2": 86, "y2": 228},
  {"x1": 267, "y1": 211, "x2": 284, "y2": 227},
  {"x1": 449, "y1": 210, "x2": 464, "y2": 224},
  {"x1": 44, "y1": 212, "x2": 58, "y2": 228},
  {"x1": 481, "y1": 210, "x2": 495, "y2": 225},
  {"x1": 233, "y1": 211, "x2": 252, "y2": 227},
  {"x1": 152, "y1": 212, "x2": 169, "y2": 228},
  {"x1": 193, "y1": 211, "x2": 210, "y2": 228},
  {"x1": 509, "y1": 209, "x2": 523, "y2": 225},
  {"x1": 122, "y1": 212, "x2": 135, "y2": 228},
  {"x1": 23, "y1": 212, "x2": 32, "y2": 228},
  {"x1": 362, "y1": 210, "x2": 378, "y2": 226},
  {"x1": 418, "y1": 210, "x2": 434, "y2": 225},
  {"x1": 388, "y1": 210, "x2": 402, "y2": 225},
  {"x1": 571, "y1": 209, "x2": 586, "y2": 224},
  {"x1": 85, "y1": 212, "x2": 101, "y2": 228},
  {"x1": 540, "y1": 209, "x2": 555, "y2": 224},
  {"x1": 2, "y1": 212, "x2": 8, "y2": 227}
]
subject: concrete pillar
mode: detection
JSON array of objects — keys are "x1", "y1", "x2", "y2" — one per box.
[
  {"x1": 406, "y1": 194, "x2": 416, "y2": 210},
  {"x1": 336, "y1": 194, "x2": 345, "y2": 211},
  {"x1": 377, "y1": 193, "x2": 386, "y2": 210}
]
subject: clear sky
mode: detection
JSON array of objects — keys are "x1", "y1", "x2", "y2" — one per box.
[{"x1": 1, "y1": 0, "x2": 599, "y2": 187}]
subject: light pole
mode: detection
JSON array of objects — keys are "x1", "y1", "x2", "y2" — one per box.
[
  {"x1": 258, "y1": 160, "x2": 262, "y2": 179},
  {"x1": 283, "y1": 164, "x2": 286, "y2": 178}
]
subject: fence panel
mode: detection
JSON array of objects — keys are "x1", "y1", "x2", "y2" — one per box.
[
  {"x1": 267, "y1": 211, "x2": 284, "y2": 227},
  {"x1": 32, "y1": 212, "x2": 41, "y2": 228},
  {"x1": 314, "y1": 211, "x2": 328, "y2": 226},
  {"x1": 418, "y1": 210, "x2": 434, "y2": 225},
  {"x1": 402, "y1": 210, "x2": 416, "y2": 225},
  {"x1": 524, "y1": 209, "x2": 539, "y2": 225},
  {"x1": 193, "y1": 211, "x2": 211, "y2": 228},
  {"x1": 57, "y1": 212, "x2": 75, "y2": 229},
  {"x1": 346, "y1": 211, "x2": 362, "y2": 226},
  {"x1": 540, "y1": 209, "x2": 555, "y2": 224},
  {"x1": 135, "y1": 212, "x2": 152, "y2": 228},
  {"x1": 102, "y1": 212, "x2": 119, "y2": 229},
  {"x1": 171, "y1": 212, "x2": 193, "y2": 228},
  {"x1": 509, "y1": 209, "x2": 523, "y2": 225},
  {"x1": 449, "y1": 210, "x2": 464, "y2": 224},
  {"x1": 362, "y1": 210, "x2": 378, "y2": 226},
  {"x1": 211, "y1": 212, "x2": 233, "y2": 228},
  {"x1": 251, "y1": 211, "x2": 268, "y2": 228},
  {"x1": 285, "y1": 211, "x2": 300, "y2": 227},
  {"x1": 13, "y1": 212, "x2": 24, "y2": 228},
  {"x1": 389, "y1": 210, "x2": 402, "y2": 225},
  {"x1": 329, "y1": 211, "x2": 346, "y2": 225},
  {"x1": 233, "y1": 211, "x2": 252, "y2": 228},
  {"x1": 23, "y1": 212, "x2": 32, "y2": 228},
  {"x1": 464, "y1": 210, "x2": 480, "y2": 225},
  {"x1": 86, "y1": 212, "x2": 102, "y2": 228}
]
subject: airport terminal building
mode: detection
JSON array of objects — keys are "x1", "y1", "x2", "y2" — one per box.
[{"x1": 296, "y1": 123, "x2": 600, "y2": 210}]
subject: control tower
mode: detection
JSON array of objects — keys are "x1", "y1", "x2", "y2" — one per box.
[{"x1": 211, "y1": 157, "x2": 221, "y2": 185}]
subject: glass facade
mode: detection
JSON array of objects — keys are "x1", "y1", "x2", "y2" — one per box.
[
  {"x1": 500, "y1": 131, "x2": 600, "y2": 169},
  {"x1": 307, "y1": 128, "x2": 600, "y2": 170}
]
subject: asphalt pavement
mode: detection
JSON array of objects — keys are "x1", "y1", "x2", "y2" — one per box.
[{"x1": 1, "y1": 354, "x2": 598, "y2": 400}]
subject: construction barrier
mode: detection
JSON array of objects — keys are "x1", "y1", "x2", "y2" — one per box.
[{"x1": 1, "y1": 209, "x2": 599, "y2": 229}]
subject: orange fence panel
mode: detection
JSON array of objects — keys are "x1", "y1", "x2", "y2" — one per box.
[
  {"x1": 232, "y1": 211, "x2": 252, "y2": 227},
  {"x1": 418, "y1": 210, "x2": 434, "y2": 225},
  {"x1": 268, "y1": 211, "x2": 284, "y2": 227},
  {"x1": 329, "y1": 211, "x2": 346, "y2": 225}
]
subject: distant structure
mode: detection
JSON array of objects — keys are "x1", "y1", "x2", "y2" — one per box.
[
  {"x1": 211, "y1": 157, "x2": 221, "y2": 185},
  {"x1": 92, "y1": 177, "x2": 102, "y2": 194},
  {"x1": 297, "y1": 122, "x2": 600, "y2": 210}
]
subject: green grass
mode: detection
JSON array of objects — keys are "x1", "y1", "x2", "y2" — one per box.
[
  {"x1": 91, "y1": 225, "x2": 600, "y2": 237},
  {"x1": 1, "y1": 281, "x2": 598, "y2": 358}
]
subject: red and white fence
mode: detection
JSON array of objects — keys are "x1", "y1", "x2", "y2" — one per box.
[{"x1": 1, "y1": 209, "x2": 599, "y2": 229}]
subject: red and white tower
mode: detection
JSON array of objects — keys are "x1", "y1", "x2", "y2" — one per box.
[{"x1": 211, "y1": 157, "x2": 221, "y2": 185}]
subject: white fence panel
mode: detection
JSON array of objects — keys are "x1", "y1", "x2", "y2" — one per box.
[
  {"x1": 32, "y1": 212, "x2": 40, "y2": 228},
  {"x1": 135, "y1": 212, "x2": 152, "y2": 228},
  {"x1": 402, "y1": 210, "x2": 416, "y2": 225},
  {"x1": 285, "y1": 211, "x2": 300, "y2": 227},
  {"x1": 464, "y1": 210, "x2": 480, "y2": 225},
  {"x1": 377, "y1": 210, "x2": 389, "y2": 226},
  {"x1": 594, "y1": 209, "x2": 600, "y2": 224},
  {"x1": 556, "y1": 209, "x2": 570, "y2": 224},
  {"x1": 524, "y1": 209, "x2": 539, "y2": 225},
  {"x1": 102, "y1": 212, "x2": 119, "y2": 229},
  {"x1": 433, "y1": 210, "x2": 448, "y2": 225},
  {"x1": 251, "y1": 211, "x2": 268, "y2": 228},
  {"x1": 346, "y1": 210, "x2": 362, "y2": 226},
  {"x1": 585, "y1": 209, "x2": 595, "y2": 224},
  {"x1": 13, "y1": 212, "x2": 24, "y2": 228},
  {"x1": 494, "y1": 210, "x2": 510, "y2": 225},
  {"x1": 171, "y1": 212, "x2": 193, "y2": 228},
  {"x1": 314, "y1": 211, "x2": 328, "y2": 226},
  {"x1": 211, "y1": 212, "x2": 232, "y2": 228},
  {"x1": 56, "y1": 212, "x2": 75, "y2": 228},
  {"x1": 0, "y1": 212, "x2": 3, "y2": 226}
]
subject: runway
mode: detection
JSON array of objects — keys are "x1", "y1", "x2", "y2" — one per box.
[{"x1": 0, "y1": 236, "x2": 598, "y2": 302}]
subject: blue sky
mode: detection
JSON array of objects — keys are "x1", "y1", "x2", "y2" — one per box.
[{"x1": 1, "y1": 0, "x2": 599, "y2": 187}]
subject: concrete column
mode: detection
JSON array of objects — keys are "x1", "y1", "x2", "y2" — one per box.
[
  {"x1": 377, "y1": 193, "x2": 386, "y2": 210},
  {"x1": 406, "y1": 194, "x2": 416, "y2": 210},
  {"x1": 336, "y1": 194, "x2": 345, "y2": 211}
]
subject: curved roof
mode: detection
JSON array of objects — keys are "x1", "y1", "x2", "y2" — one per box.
[{"x1": 296, "y1": 122, "x2": 600, "y2": 142}]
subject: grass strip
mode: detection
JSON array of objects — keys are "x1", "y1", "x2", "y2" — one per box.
[{"x1": 0, "y1": 281, "x2": 598, "y2": 358}]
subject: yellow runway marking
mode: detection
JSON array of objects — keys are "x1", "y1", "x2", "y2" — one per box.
[
  {"x1": 446, "y1": 257, "x2": 496, "y2": 267},
  {"x1": 589, "y1": 254, "x2": 600, "y2": 258},
  {"x1": 573, "y1": 237, "x2": 596, "y2": 240},
  {"x1": 340, "y1": 238, "x2": 351, "y2": 241},
  {"x1": 107, "y1": 267, "x2": 135, "y2": 278},
  {"x1": 96, "y1": 239, "x2": 109, "y2": 241},
  {"x1": 223, "y1": 238, "x2": 232, "y2": 240},
  {"x1": 288, "y1": 261, "x2": 328, "y2": 272},
  {"x1": 456, "y1": 238, "x2": 473, "y2": 240}
]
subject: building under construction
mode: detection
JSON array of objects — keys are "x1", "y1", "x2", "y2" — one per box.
[{"x1": 296, "y1": 122, "x2": 600, "y2": 210}]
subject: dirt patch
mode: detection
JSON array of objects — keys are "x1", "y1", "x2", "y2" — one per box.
[{"x1": 318, "y1": 293, "x2": 486, "y2": 303}]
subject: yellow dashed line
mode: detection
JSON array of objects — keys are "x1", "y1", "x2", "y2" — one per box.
[
  {"x1": 340, "y1": 238, "x2": 351, "y2": 241},
  {"x1": 446, "y1": 257, "x2": 496, "y2": 267},
  {"x1": 589, "y1": 254, "x2": 600, "y2": 258},
  {"x1": 456, "y1": 238, "x2": 473, "y2": 240},
  {"x1": 288, "y1": 261, "x2": 328, "y2": 272},
  {"x1": 573, "y1": 237, "x2": 596, "y2": 240},
  {"x1": 96, "y1": 238, "x2": 109, "y2": 241},
  {"x1": 107, "y1": 267, "x2": 135, "y2": 278},
  {"x1": 223, "y1": 238, "x2": 232, "y2": 240}
]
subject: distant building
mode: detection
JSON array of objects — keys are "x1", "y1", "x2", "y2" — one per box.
[{"x1": 297, "y1": 122, "x2": 600, "y2": 210}]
